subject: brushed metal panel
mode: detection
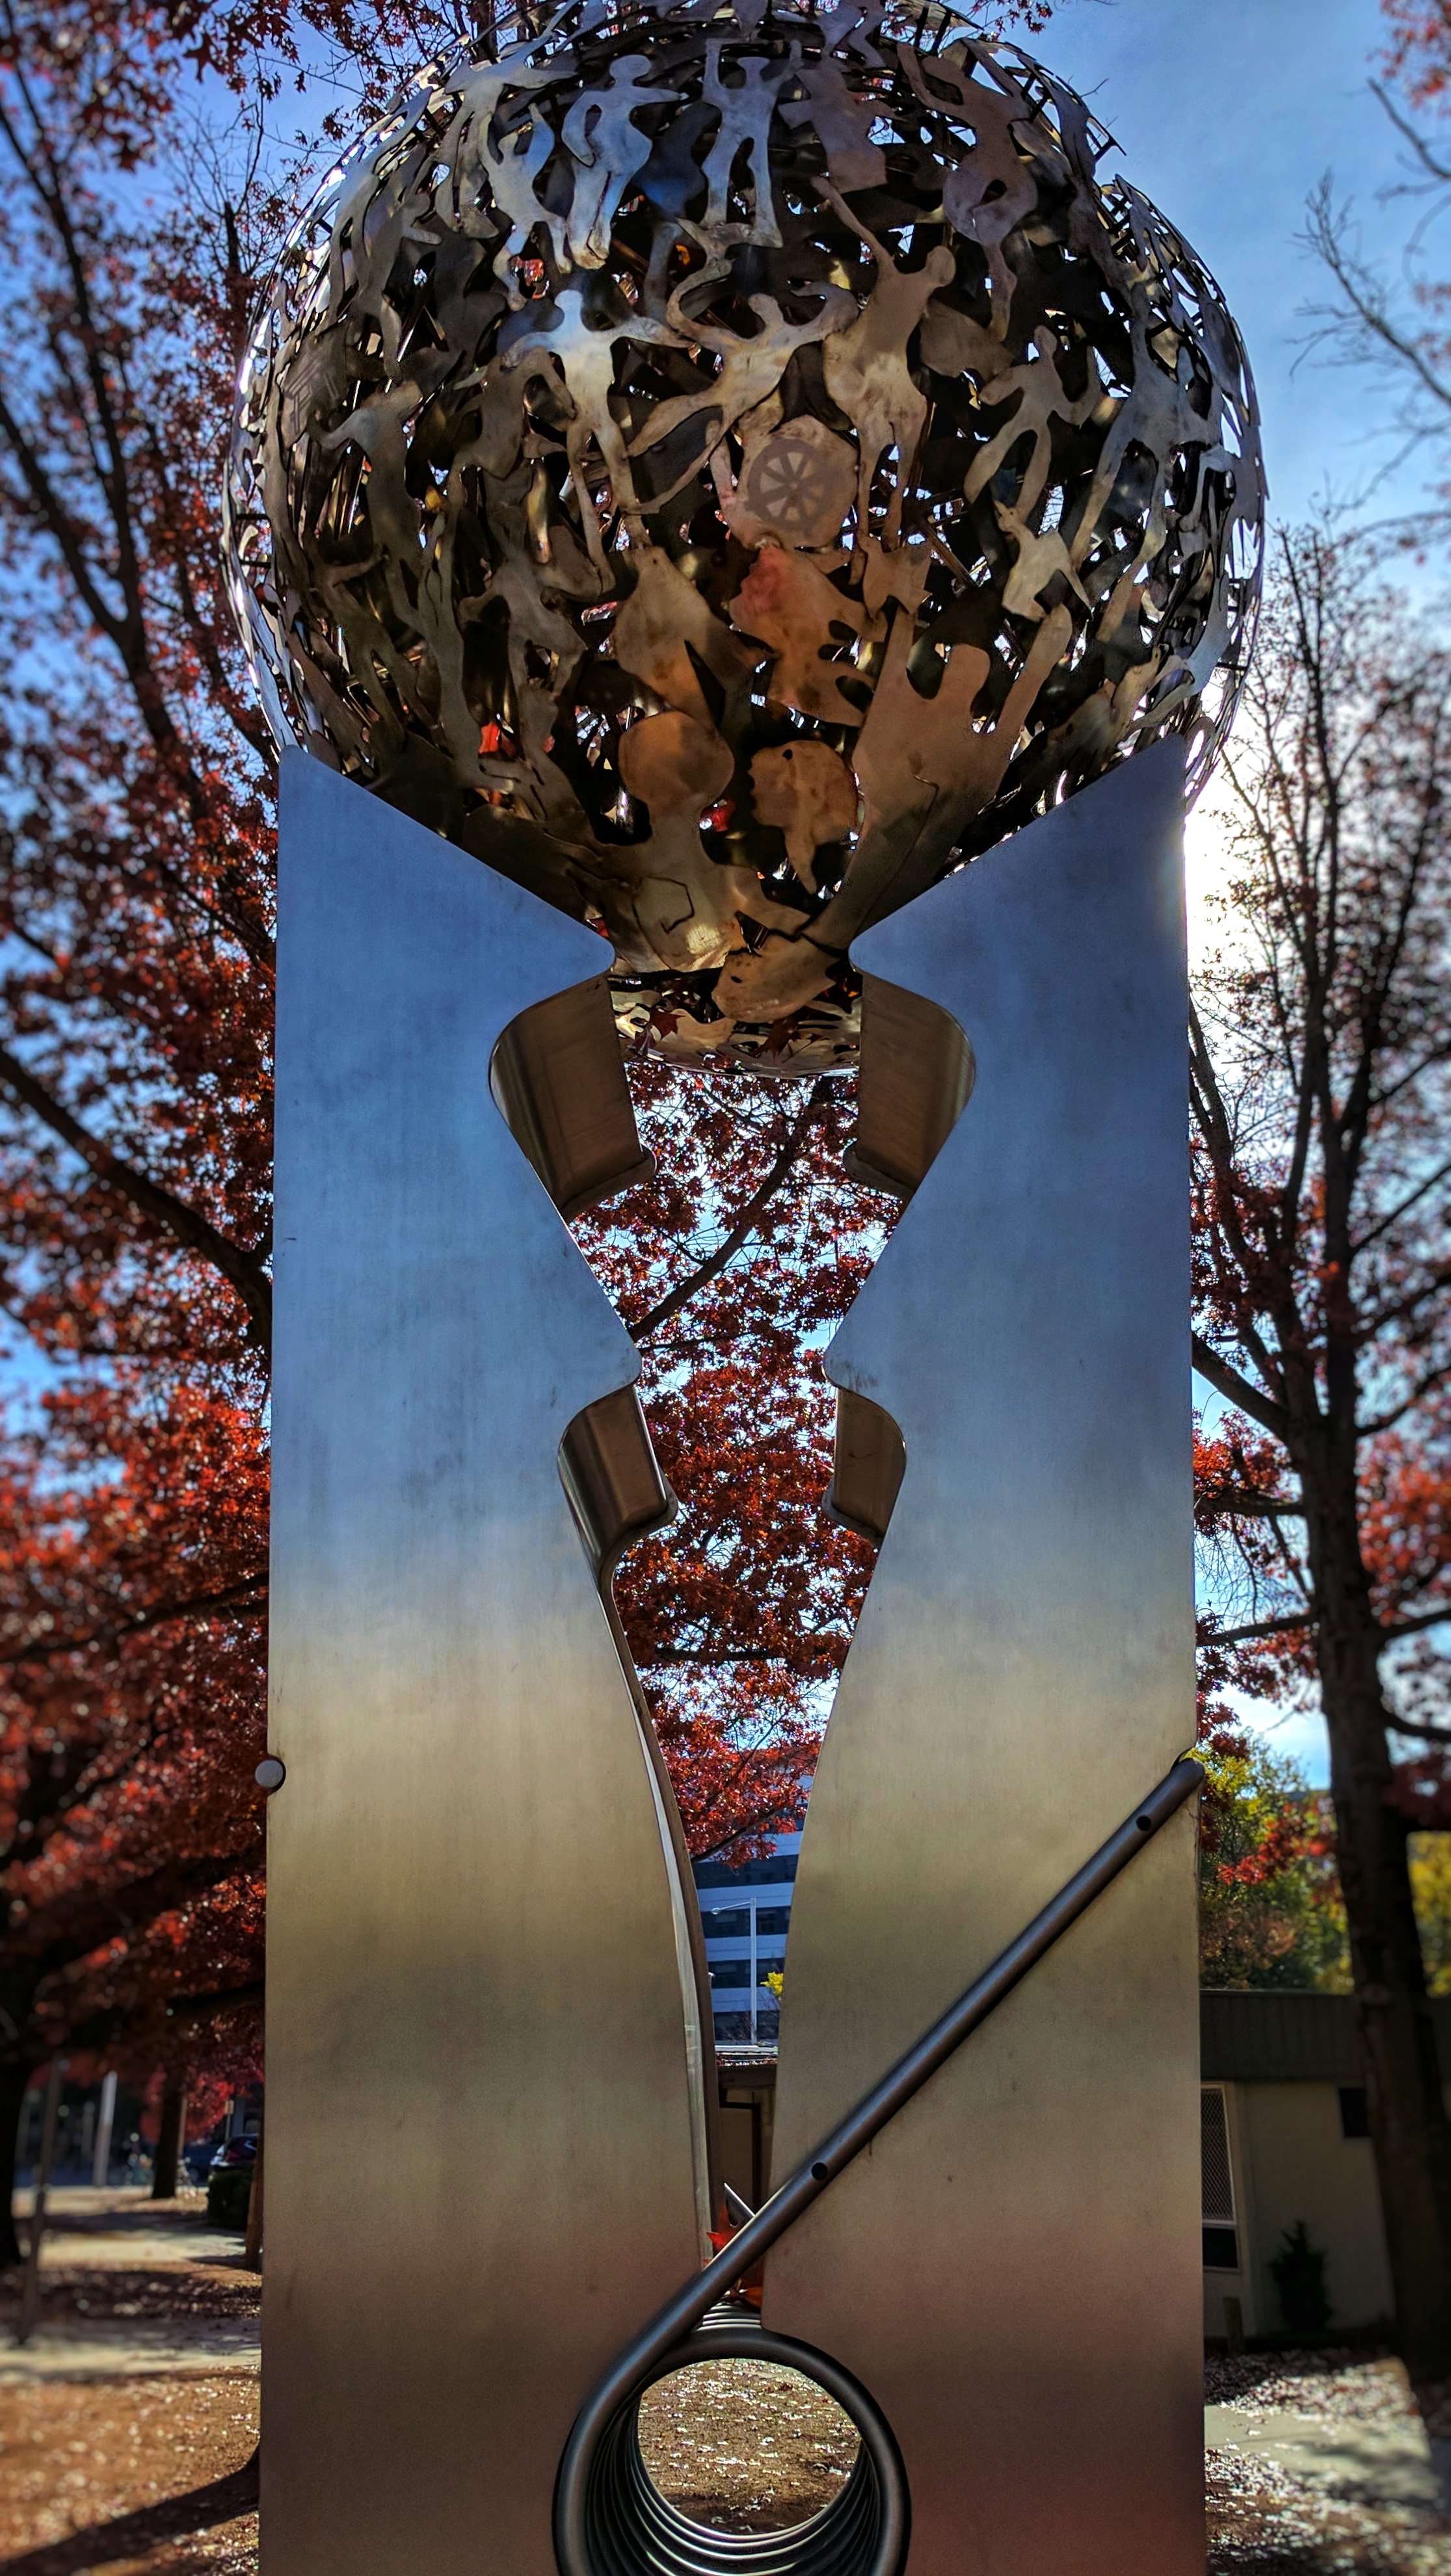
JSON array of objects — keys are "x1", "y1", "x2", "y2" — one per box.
[
  {"x1": 490, "y1": 979, "x2": 653, "y2": 1218},
  {"x1": 826, "y1": 1391, "x2": 906, "y2": 1548},
  {"x1": 842, "y1": 976, "x2": 974, "y2": 1200},
  {"x1": 561, "y1": 1386, "x2": 675, "y2": 1582},
  {"x1": 765, "y1": 744, "x2": 1203, "y2": 2575},
  {"x1": 263, "y1": 756, "x2": 706, "y2": 2576}
]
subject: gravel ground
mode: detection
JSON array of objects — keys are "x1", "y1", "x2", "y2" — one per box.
[
  {"x1": 1, "y1": 2295, "x2": 1447, "y2": 2570},
  {"x1": 0, "y1": 2269, "x2": 260, "y2": 2332},
  {"x1": 636, "y1": 2354, "x2": 859, "y2": 2532},
  {"x1": 1208, "y1": 2353, "x2": 1422, "y2": 2423},
  {"x1": 1206, "y1": 2353, "x2": 1451, "y2": 2573},
  {"x1": 0, "y1": 2377, "x2": 258, "y2": 2575},
  {"x1": 1207, "y1": 2447, "x2": 1450, "y2": 2573}
]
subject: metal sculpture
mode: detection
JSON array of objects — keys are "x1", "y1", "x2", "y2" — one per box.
[
  {"x1": 262, "y1": 740, "x2": 1205, "y2": 2576},
  {"x1": 226, "y1": 0, "x2": 1262, "y2": 1071},
  {"x1": 244, "y1": 9, "x2": 1256, "y2": 2569},
  {"x1": 763, "y1": 741, "x2": 1204, "y2": 2575},
  {"x1": 265, "y1": 755, "x2": 712, "y2": 2576},
  {"x1": 555, "y1": 1750, "x2": 1205, "y2": 2576}
]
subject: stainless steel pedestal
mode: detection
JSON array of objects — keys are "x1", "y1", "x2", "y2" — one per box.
[
  {"x1": 263, "y1": 756, "x2": 708, "y2": 2576},
  {"x1": 265, "y1": 741, "x2": 1202, "y2": 2576},
  {"x1": 765, "y1": 743, "x2": 1203, "y2": 2575}
]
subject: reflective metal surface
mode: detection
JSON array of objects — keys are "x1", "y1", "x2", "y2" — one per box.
[
  {"x1": 825, "y1": 1393, "x2": 906, "y2": 1549},
  {"x1": 264, "y1": 755, "x2": 708, "y2": 2576},
  {"x1": 228, "y1": 2, "x2": 1262, "y2": 1072},
  {"x1": 561, "y1": 1384, "x2": 676, "y2": 1579},
  {"x1": 553, "y1": 1754, "x2": 1202, "y2": 2576},
  {"x1": 490, "y1": 979, "x2": 655, "y2": 1215},
  {"x1": 765, "y1": 744, "x2": 1203, "y2": 2575},
  {"x1": 840, "y1": 979, "x2": 973, "y2": 1200},
  {"x1": 567, "y1": 2315, "x2": 910, "y2": 2576}
]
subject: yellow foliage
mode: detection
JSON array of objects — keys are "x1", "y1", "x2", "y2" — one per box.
[{"x1": 1411, "y1": 1835, "x2": 1451, "y2": 1996}]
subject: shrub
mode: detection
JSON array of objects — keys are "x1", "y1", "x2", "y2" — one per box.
[{"x1": 1270, "y1": 2220, "x2": 1331, "y2": 2335}]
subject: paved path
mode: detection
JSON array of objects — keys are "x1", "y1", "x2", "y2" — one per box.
[
  {"x1": 1206, "y1": 2400, "x2": 1451, "y2": 2519},
  {"x1": 0, "y1": 2316, "x2": 260, "y2": 2380},
  {"x1": 3, "y1": 2185, "x2": 259, "y2": 2382},
  {"x1": 10, "y1": 2183, "x2": 239, "y2": 2259}
]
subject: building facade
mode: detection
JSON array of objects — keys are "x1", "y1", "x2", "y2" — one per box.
[
  {"x1": 1201, "y1": 1990, "x2": 1451, "y2": 2341},
  {"x1": 697, "y1": 1925, "x2": 1451, "y2": 2338},
  {"x1": 693, "y1": 1831, "x2": 799, "y2": 2045}
]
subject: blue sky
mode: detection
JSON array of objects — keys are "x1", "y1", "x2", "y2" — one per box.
[
  {"x1": 1037, "y1": 0, "x2": 1435, "y2": 1786},
  {"x1": 8, "y1": 1, "x2": 1425, "y2": 1791},
  {"x1": 1044, "y1": 0, "x2": 1431, "y2": 529}
]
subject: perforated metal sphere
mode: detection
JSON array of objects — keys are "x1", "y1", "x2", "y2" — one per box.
[{"x1": 226, "y1": 0, "x2": 1262, "y2": 1071}]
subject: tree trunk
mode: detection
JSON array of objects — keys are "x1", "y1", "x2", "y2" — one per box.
[
  {"x1": 0, "y1": 2058, "x2": 35, "y2": 2269},
  {"x1": 151, "y1": 2082, "x2": 187, "y2": 2201},
  {"x1": 1318, "y1": 1551, "x2": 1451, "y2": 2378}
]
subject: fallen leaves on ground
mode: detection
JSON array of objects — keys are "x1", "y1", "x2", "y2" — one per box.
[
  {"x1": 635, "y1": 2354, "x2": 859, "y2": 2533},
  {"x1": 0, "y1": 2269, "x2": 260, "y2": 2332},
  {"x1": 0, "y1": 2378, "x2": 258, "y2": 2575},
  {"x1": 1206, "y1": 2351, "x2": 1451, "y2": 2573}
]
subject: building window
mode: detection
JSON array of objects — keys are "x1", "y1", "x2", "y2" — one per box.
[
  {"x1": 1338, "y1": 2086, "x2": 1370, "y2": 2139},
  {"x1": 1201, "y1": 2085, "x2": 1239, "y2": 2272},
  {"x1": 695, "y1": 1855, "x2": 799, "y2": 1887},
  {"x1": 700, "y1": 1908, "x2": 751, "y2": 1939},
  {"x1": 708, "y1": 1957, "x2": 784, "y2": 1989}
]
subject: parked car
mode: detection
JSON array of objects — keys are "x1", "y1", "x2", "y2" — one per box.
[
  {"x1": 206, "y1": 2135, "x2": 258, "y2": 2229},
  {"x1": 209, "y1": 2136, "x2": 258, "y2": 2170}
]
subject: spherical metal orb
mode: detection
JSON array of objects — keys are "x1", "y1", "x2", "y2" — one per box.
[{"x1": 226, "y1": 0, "x2": 1264, "y2": 1072}]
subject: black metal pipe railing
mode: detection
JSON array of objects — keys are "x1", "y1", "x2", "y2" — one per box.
[{"x1": 554, "y1": 1753, "x2": 1203, "y2": 2576}]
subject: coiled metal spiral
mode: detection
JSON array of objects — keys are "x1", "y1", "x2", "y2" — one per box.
[
  {"x1": 555, "y1": 1757, "x2": 1205, "y2": 2576},
  {"x1": 572, "y1": 2312, "x2": 908, "y2": 2576}
]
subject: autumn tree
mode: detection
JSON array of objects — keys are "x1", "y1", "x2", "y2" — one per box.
[
  {"x1": 1191, "y1": 525, "x2": 1451, "y2": 2374},
  {"x1": 0, "y1": 0, "x2": 282, "y2": 2263},
  {"x1": 581, "y1": 1063, "x2": 887, "y2": 1861},
  {"x1": 1195, "y1": 1726, "x2": 1347, "y2": 1992},
  {"x1": 0, "y1": 0, "x2": 900, "y2": 2276},
  {"x1": 0, "y1": 1389, "x2": 272, "y2": 2260},
  {"x1": 1193, "y1": 1546, "x2": 1350, "y2": 1988}
]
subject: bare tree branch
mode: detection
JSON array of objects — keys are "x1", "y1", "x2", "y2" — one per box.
[
  {"x1": 1383, "y1": 1603, "x2": 1451, "y2": 1643},
  {"x1": 1191, "y1": 1333, "x2": 1294, "y2": 1443},
  {"x1": 1301, "y1": 172, "x2": 1451, "y2": 423},
  {"x1": 630, "y1": 1081, "x2": 829, "y2": 1345},
  {"x1": 1388, "y1": 1714, "x2": 1451, "y2": 1747},
  {"x1": 1370, "y1": 79, "x2": 1451, "y2": 191},
  {"x1": 1205, "y1": 1600, "x2": 1451, "y2": 1650},
  {"x1": 0, "y1": 1042, "x2": 271, "y2": 1347},
  {"x1": 1205, "y1": 1609, "x2": 1316, "y2": 1646}
]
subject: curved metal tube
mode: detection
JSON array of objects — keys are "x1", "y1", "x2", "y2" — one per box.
[
  {"x1": 579, "y1": 2315, "x2": 909, "y2": 2576},
  {"x1": 554, "y1": 1753, "x2": 1203, "y2": 2576}
]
